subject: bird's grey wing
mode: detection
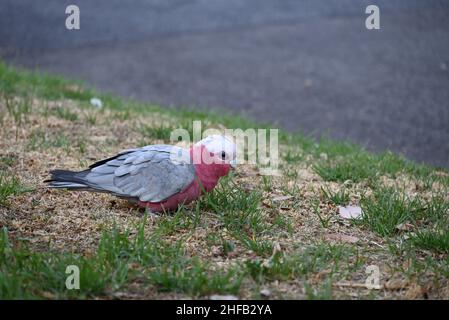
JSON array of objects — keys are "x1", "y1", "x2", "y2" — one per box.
[{"x1": 84, "y1": 145, "x2": 195, "y2": 202}]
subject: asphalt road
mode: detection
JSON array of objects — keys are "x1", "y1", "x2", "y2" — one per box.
[{"x1": 1, "y1": 0, "x2": 448, "y2": 168}]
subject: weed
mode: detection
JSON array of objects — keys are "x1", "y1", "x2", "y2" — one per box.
[
  {"x1": 0, "y1": 173, "x2": 30, "y2": 205},
  {"x1": 320, "y1": 186, "x2": 350, "y2": 206},
  {"x1": 53, "y1": 107, "x2": 78, "y2": 121}
]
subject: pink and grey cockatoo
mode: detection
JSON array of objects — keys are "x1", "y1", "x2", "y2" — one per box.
[{"x1": 45, "y1": 135, "x2": 236, "y2": 212}]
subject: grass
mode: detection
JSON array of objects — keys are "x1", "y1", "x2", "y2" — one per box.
[
  {"x1": 1, "y1": 94, "x2": 32, "y2": 139},
  {"x1": 320, "y1": 186, "x2": 350, "y2": 206},
  {"x1": 138, "y1": 241, "x2": 243, "y2": 295},
  {"x1": 151, "y1": 207, "x2": 200, "y2": 237},
  {"x1": 409, "y1": 229, "x2": 449, "y2": 254},
  {"x1": 0, "y1": 219, "x2": 244, "y2": 299},
  {"x1": 245, "y1": 243, "x2": 359, "y2": 283},
  {"x1": 0, "y1": 173, "x2": 30, "y2": 205},
  {"x1": 139, "y1": 124, "x2": 174, "y2": 142},
  {"x1": 84, "y1": 111, "x2": 97, "y2": 125},
  {"x1": 304, "y1": 279, "x2": 334, "y2": 300},
  {"x1": 283, "y1": 149, "x2": 304, "y2": 164},
  {"x1": 0, "y1": 155, "x2": 15, "y2": 169},
  {"x1": 0, "y1": 61, "x2": 448, "y2": 299},
  {"x1": 312, "y1": 148, "x2": 431, "y2": 185},
  {"x1": 52, "y1": 106, "x2": 78, "y2": 121},
  {"x1": 3, "y1": 94, "x2": 32, "y2": 125},
  {"x1": 0, "y1": 227, "x2": 118, "y2": 299},
  {"x1": 312, "y1": 198, "x2": 333, "y2": 229},
  {"x1": 195, "y1": 176, "x2": 278, "y2": 256},
  {"x1": 359, "y1": 187, "x2": 448, "y2": 238},
  {"x1": 200, "y1": 176, "x2": 267, "y2": 234},
  {"x1": 27, "y1": 129, "x2": 71, "y2": 152},
  {"x1": 359, "y1": 187, "x2": 420, "y2": 237},
  {"x1": 100, "y1": 221, "x2": 244, "y2": 296}
]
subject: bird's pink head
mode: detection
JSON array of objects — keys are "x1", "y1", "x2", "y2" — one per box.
[{"x1": 190, "y1": 135, "x2": 237, "y2": 179}]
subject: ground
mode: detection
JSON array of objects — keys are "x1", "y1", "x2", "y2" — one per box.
[{"x1": 0, "y1": 63, "x2": 448, "y2": 299}]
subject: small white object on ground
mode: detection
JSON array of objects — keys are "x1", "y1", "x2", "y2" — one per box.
[
  {"x1": 90, "y1": 97, "x2": 103, "y2": 109},
  {"x1": 338, "y1": 205, "x2": 363, "y2": 219},
  {"x1": 260, "y1": 289, "x2": 271, "y2": 297}
]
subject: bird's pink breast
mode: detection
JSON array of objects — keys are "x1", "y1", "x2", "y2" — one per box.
[{"x1": 138, "y1": 179, "x2": 201, "y2": 212}]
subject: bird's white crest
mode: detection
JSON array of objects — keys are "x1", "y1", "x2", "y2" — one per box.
[{"x1": 196, "y1": 135, "x2": 237, "y2": 166}]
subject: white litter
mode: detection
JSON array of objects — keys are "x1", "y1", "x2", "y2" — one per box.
[
  {"x1": 90, "y1": 97, "x2": 103, "y2": 109},
  {"x1": 338, "y1": 205, "x2": 363, "y2": 220}
]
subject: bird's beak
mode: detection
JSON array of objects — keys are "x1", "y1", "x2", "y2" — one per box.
[{"x1": 230, "y1": 159, "x2": 237, "y2": 168}]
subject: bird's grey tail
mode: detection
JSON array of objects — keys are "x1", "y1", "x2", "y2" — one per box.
[{"x1": 45, "y1": 169, "x2": 90, "y2": 190}]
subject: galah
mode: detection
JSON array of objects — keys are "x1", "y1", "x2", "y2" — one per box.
[{"x1": 45, "y1": 135, "x2": 236, "y2": 212}]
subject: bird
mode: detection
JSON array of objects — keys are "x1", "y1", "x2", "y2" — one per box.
[{"x1": 45, "y1": 135, "x2": 236, "y2": 212}]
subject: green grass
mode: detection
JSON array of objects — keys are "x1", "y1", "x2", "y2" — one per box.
[
  {"x1": 139, "y1": 123, "x2": 174, "y2": 142},
  {"x1": 409, "y1": 229, "x2": 449, "y2": 254},
  {"x1": 359, "y1": 188, "x2": 448, "y2": 238},
  {"x1": 234, "y1": 235, "x2": 274, "y2": 257},
  {"x1": 25, "y1": 128, "x2": 87, "y2": 154},
  {"x1": 27, "y1": 129, "x2": 71, "y2": 152},
  {"x1": 0, "y1": 62, "x2": 93, "y2": 102},
  {"x1": 304, "y1": 278, "x2": 334, "y2": 300},
  {"x1": 205, "y1": 233, "x2": 237, "y2": 253},
  {"x1": 283, "y1": 149, "x2": 304, "y2": 164},
  {"x1": 0, "y1": 219, "x2": 360, "y2": 299},
  {"x1": 359, "y1": 187, "x2": 422, "y2": 237},
  {"x1": 0, "y1": 218, "x2": 245, "y2": 299},
  {"x1": 421, "y1": 195, "x2": 449, "y2": 227},
  {"x1": 3, "y1": 94, "x2": 32, "y2": 125},
  {"x1": 0, "y1": 173, "x2": 30, "y2": 205},
  {"x1": 52, "y1": 106, "x2": 78, "y2": 121},
  {"x1": 312, "y1": 152, "x2": 397, "y2": 184},
  {"x1": 196, "y1": 176, "x2": 280, "y2": 255},
  {"x1": 311, "y1": 197, "x2": 333, "y2": 228},
  {"x1": 112, "y1": 109, "x2": 131, "y2": 121},
  {"x1": 261, "y1": 176, "x2": 272, "y2": 192},
  {"x1": 407, "y1": 163, "x2": 449, "y2": 188},
  {"x1": 320, "y1": 186, "x2": 350, "y2": 206},
  {"x1": 151, "y1": 206, "x2": 201, "y2": 237},
  {"x1": 84, "y1": 111, "x2": 97, "y2": 125},
  {"x1": 245, "y1": 243, "x2": 359, "y2": 283},
  {"x1": 0, "y1": 156, "x2": 15, "y2": 169},
  {"x1": 77, "y1": 138, "x2": 87, "y2": 154},
  {"x1": 0, "y1": 227, "x2": 121, "y2": 299},
  {"x1": 313, "y1": 148, "x2": 447, "y2": 188},
  {"x1": 136, "y1": 240, "x2": 243, "y2": 295},
  {"x1": 200, "y1": 176, "x2": 266, "y2": 233},
  {"x1": 1, "y1": 93, "x2": 32, "y2": 139}
]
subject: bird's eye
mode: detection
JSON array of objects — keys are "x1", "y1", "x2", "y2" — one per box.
[{"x1": 221, "y1": 151, "x2": 227, "y2": 160}]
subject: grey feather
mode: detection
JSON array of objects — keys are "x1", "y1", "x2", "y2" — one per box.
[
  {"x1": 86, "y1": 174, "x2": 115, "y2": 186},
  {"x1": 114, "y1": 165, "x2": 133, "y2": 177},
  {"x1": 49, "y1": 182, "x2": 87, "y2": 188},
  {"x1": 83, "y1": 145, "x2": 195, "y2": 202},
  {"x1": 132, "y1": 153, "x2": 155, "y2": 165},
  {"x1": 123, "y1": 156, "x2": 138, "y2": 165},
  {"x1": 106, "y1": 159, "x2": 124, "y2": 167},
  {"x1": 91, "y1": 165, "x2": 116, "y2": 174}
]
